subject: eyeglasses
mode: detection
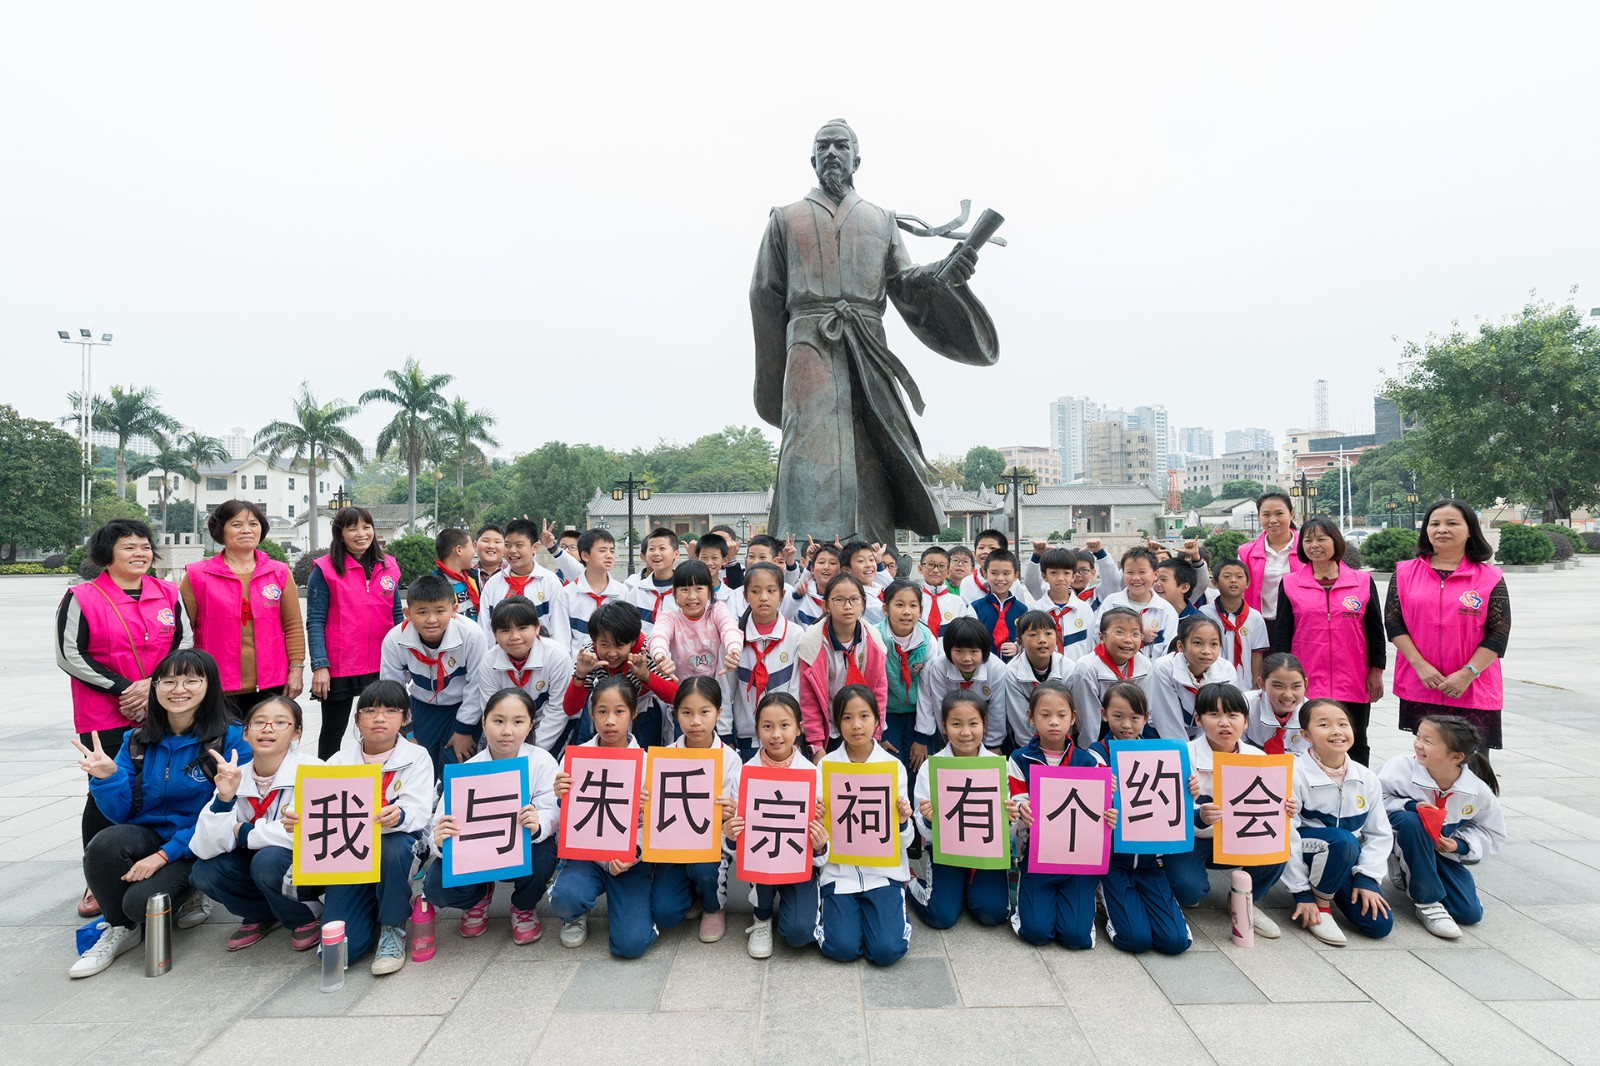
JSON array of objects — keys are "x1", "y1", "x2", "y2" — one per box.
[
  {"x1": 828, "y1": 597, "x2": 864, "y2": 607},
  {"x1": 356, "y1": 706, "x2": 404, "y2": 718},
  {"x1": 249, "y1": 720, "x2": 297, "y2": 732},
  {"x1": 155, "y1": 677, "x2": 205, "y2": 690}
]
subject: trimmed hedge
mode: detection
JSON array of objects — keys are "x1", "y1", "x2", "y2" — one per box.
[
  {"x1": 1496, "y1": 523, "x2": 1554, "y2": 566},
  {"x1": 1536, "y1": 523, "x2": 1584, "y2": 556},
  {"x1": 1360, "y1": 528, "x2": 1418, "y2": 572},
  {"x1": 387, "y1": 534, "x2": 437, "y2": 586},
  {"x1": 293, "y1": 549, "x2": 328, "y2": 588},
  {"x1": 0, "y1": 564, "x2": 72, "y2": 575}
]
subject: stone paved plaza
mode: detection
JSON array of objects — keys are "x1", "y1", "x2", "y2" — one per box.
[{"x1": 2, "y1": 571, "x2": 1598, "y2": 1064}]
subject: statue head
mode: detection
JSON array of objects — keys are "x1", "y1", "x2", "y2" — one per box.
[{"x1": 812, "y1": 119, "x2": 859, "y2": 202}]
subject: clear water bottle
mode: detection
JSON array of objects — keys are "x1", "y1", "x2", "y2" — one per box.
[{"x1": 320, "y1": 920, "x2": 347, "y2": 992}]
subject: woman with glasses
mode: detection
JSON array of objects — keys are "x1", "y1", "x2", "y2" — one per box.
[
  {"x1": 55, "y1": 519, "x2": 192, "y2": 920},
  {"x1": 68, "y1": 649, "x2": 250, "y2": 978}
]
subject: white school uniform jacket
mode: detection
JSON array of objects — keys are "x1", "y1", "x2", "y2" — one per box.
[
  {"x1": 998, "y1": 652, "x2": 1071, "y2": 749},
  {"x1": 546, "y1": 548, "x2": 585, "y2": 585},
  {"x1": 1283, "y1": 753, "x2": 1392, "y2": 898},
  {"x1": 326, "y1": 735, "x2": 435, "y2": 835},
  {"x1": 911, "y1": 743, "x2": 1002, "y2": 843},
  {"x1": 1242, "y1": 690, "x2": 1310, "y2": 756},
  {"x1": 477, "y1": 637, "x2": 575, "y2": 753},
  {"x1": 918, "y1": 580, "x2": 970, "y2": 633},
  {"x1": 624, "y1": 571, "x2": 679, "y2": 638},
  {"x1": 721, "y1": 616, "x2": 804, "y2": 741},
  {"x1": 548, "y1": 573, "x2": 628, "y2": 657},
  {"x1": 915, "y1": 650, "x2": 1009, "y2": 749},
  {"x1": 1094, "y1": 590, "x2": 1181, "y2": 654},
  {"x1": 819, "y1": 742, "x2": 911, "y2": 892},
  {"x1": 191, "y1": 750, "x2": 319, "y2": 859},
  {"x1": 379, "y1": 618, "x2": 488, "y2": 732},
  {"x1": 1031, "y1": 593, "x2": 1096, "y2": 662},
  {"x1": 1147, "y1": 652, "x2": 1241, "y2": 741},
  {"x1": 1021, "y1": 549, "x2": 1121, "y2": 610},
  {"x1": 479, "y1": 566, "x2": 565, "y2": 636},
  {"x1": 959, "y1": 571, "x2": 999, "y2": 606},
  {"x1": 1199, "y1": 600, "x2": 1270, "y2": 688},
  {"x1": 1378, "y1": 755, "x2": 1505, "y2": 864},
  {"x1": 781, "y1": 580, "x2": 827, "y2": 628},
  {"x1": 1066, "y1": 649, "x2": 1154, "y2": 749},
  {"x1": 1188, "y1": 736, "x2": 1266, "y2": 839},
  {"x1": 429, "y1": 743, "x2": 561, "y2": 858}
]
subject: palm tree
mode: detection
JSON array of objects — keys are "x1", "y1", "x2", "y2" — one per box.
[
  {"x1": 437, "y1": 396, "x2": 499, "y2": 490},
  {"x1": 127, "y1": 432, "x2": 196, "y2": 533},
  {"x1": 255, "y1": 384, "x2": 363, "y2": 554},
  {"x1": 175, "y1": 431, "x2": 231, "y2": 536},
  {"x1": 361, "y1": 357, "x2": 452, "y2": 529},
  {"x1": 64, "y1": 385, "x2": 179, "y2": 500}
]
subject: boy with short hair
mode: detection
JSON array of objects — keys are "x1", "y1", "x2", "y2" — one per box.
[
  {"x1": 479, "y1": 518, "x2": 565, "y2": 636},
  {"x1": 379, "y1": 574, "x2": 489, "y2": 774},
  {"x1": 916, "y1": 546, "x2": 969, "y2": 636},
  {"x1": 468, "y1": 523, "x2": 507, "y2": 590},
  {"x1": 839, "y1": 541, "x2": 888, "y2": 623},
  {"x1": 1022, "y1": 538, "x2": 1118, "y2": 611},
  {"x1": 1094, "y1": 548, "x2": 1180, "y2": 655},
  {"x1": 712, "y1": 524, "x2": 744, "y2": 589},
  {"x1": 625, "y1": 528, "x2": 680, "y2": 637},
  {"x1": 968, "y1": 549, "x2": 1029, "y2": 663},
  {"x1": 476, "y1": 594, "x2": 575, "y2": 753},
  {"x1": 695, "y1": 533, "x2": 737, "y2": 608},
  {"x1": 548, "y1": 529, "x2": 627, "y2": 656},
  {"x1": 1155, "y1": 558, "x2": 1203, "y2": 621},
  {"x1": 562, "y1": 600, "x2": 679, "y2": 749},
  {"x1": 1066, "y1": 607, "x2": 1155, "y2": 748},
  {"x1": 431, "y1": 528, "x2": 481, "y2": 621},
  {"x1": 1199, "y1": 558, "x2": 1269, "y2": 688},
  {"x1": 958, "y1": 529, "x2": 1009, "y2": 604},
  {"x1": 998, "y1": 610, "x2": 1072, "y2": 748},
  {"x1": 946, "y1": 546, "x2": 975, "y2": 595},
  {"x1": 541, "y1": 525, "x2": 585, "y2": 585},
  {"x1": 1029, "y1": 548, "x2": 1096, "y2": 661}
]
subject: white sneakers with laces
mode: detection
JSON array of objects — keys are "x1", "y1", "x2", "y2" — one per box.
[
  {"x1": 69, "y1": 922, "x2": 143, "y2": 979},
  {"x1": 560, "y1": 915, "x2": 588, "y2": 948},
  {"x1": 746, "y1": 917, "x2": 774, "y2": 959}
]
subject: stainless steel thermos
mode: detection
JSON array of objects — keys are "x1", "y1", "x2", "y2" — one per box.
[{"x1": 144, "y1": 892, "x2": 172, "y2": 976}]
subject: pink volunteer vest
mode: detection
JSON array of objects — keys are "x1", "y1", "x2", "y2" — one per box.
[
  {"x1": 314, "y1": 552, "x2": 399, "y2": 678},
  {"x1": 67, "y1": 571, "x2": 182, "y2": 732},
  {"x1": 1279, "y1": 563, "x2": 1372, "y2": 703},
  {"x1": 186, "y1": 551, "x2": 291, "y2": 692},
  {"x1": 1392, "y1": 556, "x2": 1504, "y2": 710},
  {"x1": 1238, "y1": 530, "x2": 1304, "y2": 612}
]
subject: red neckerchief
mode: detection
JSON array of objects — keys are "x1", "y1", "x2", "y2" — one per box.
[
  {"x1": 244, "y1": 788, "x2": 281, "y2": 823},
  {"x1": 581, "y1": 578, "x2": 609, "y2": 615},
  {"x1": 985, "y1": 593, "x2": 1013, "y2": 650},
  {"x1": 972, "y1": 572, "x2": 990, "y2": 595},
  {"x1": 645, "y1": 580, "x2": 671, "y2": 622},
  {"x1": 1216, "y1": 601, "x2": 1251, "y2": 669},
  {"x1": 892, "y1": 636, "x2": 913, "y2": 694},
  {"x1": 831, "y1": 627, "x2": 868, "y2": 688},
  {"x1": 958, "y1": 671, "x2": 976, "y2": 691},
  {"x1": 1076, "y1": 587, "x2": 1096, "y2": 602},
  {"x1": 504, "y1": 572, "x2": 534, "y2": 597},
  {"x1": 380, "y1": 769, "x2": 399, "y2": 802},
  {"x1": 1046, "y1": 601, "x2": 1073, "y2": 651},
  {"x1": 1263, "y1": 708, "x2": 1293, "y2": 755},
  {"x1": 506, "y1": 656, "x2": 532, "y2": 689},
  {"x1": 925, "y1": 585, "x2": 951, "y2": 636},
  {"x1": 436, "y1": 563, "x2": 481, "y2": 611},
  {"x1": 746, "y1": 619, "x2": 785, "y2": 697},
  {"x1": 1180, "y1": 659, "x2": 1207, "y2": 696},
  {"x1": 408, "y1": 643, "x2": 449, "y2": 692},
  {"x1": 1095, "y1": 643, "x2": 1135, "y2": 681}
]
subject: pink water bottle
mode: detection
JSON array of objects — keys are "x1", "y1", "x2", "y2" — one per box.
[{"x1": 1229, "y1": 869, "x2": 1254, "y2": 948}]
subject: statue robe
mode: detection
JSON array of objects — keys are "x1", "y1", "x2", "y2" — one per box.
[{"x1": 750, "y1": 187, "x2": 998, "y2": 543}]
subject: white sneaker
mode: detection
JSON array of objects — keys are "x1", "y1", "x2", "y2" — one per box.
[
  {"x1": 68, "y1": 923, "x2": 142, "y2": 979},
  {"x1": 370, "y1": 924, "x2": 407, "y2": 975},
  {"x1": 176, "y1": 892, "x2": 212, "y2": 930},
  {"x1": 1251, "y1": 909, "x2": 1281, "y2": 939},
  {"x1": 1388, "y1": 852, "x2": 1408, "y2": 895},
  {"x1": 1416, "y1": 902, "x2": 1462, "y2": 940},
  {"x1": 746, "y1": 917, "x2": 773, "y2": 959},
  {"x1": 560, "y1": 916, "x2": 588, "y2": 948},
  {"x1": 1305, "y1": 909, "x2": 1347, "y2": 946}
]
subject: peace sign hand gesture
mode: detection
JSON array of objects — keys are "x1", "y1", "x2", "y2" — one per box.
[
  {"x1": 210, "y1": 748, "x2": 243, "y2": 802},
  {"x1": 71, "y1": 732, "x2": 117, "y2": 780},
  {"x1": 540, "y1": 519, "x2": 557, "y2": 551}
]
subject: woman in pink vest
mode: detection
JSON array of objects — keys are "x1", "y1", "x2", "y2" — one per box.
[
  {"x1": 181, "y1": 500, "x2": 306, "y2": 719},
  {"x1": 1236, "y1": 491, "x2": 1304, "y2": 621},
  {"x1": 306, "y1": 506, "x2": 403, "y2": 758},
  {"x1": 1387, "y1": 501, "x2": 1510, "y2": 749},
  {"x1": 1269, "y1": 517, "x2": 1386, "y2": 766},
  {"x1": 55, "y1": 519, "x2": 191, "y2": 919}
]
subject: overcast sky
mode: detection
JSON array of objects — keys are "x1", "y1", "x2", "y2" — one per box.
[{"x1": 3, "y1": 2, "x2": 1595, "y2": 466}]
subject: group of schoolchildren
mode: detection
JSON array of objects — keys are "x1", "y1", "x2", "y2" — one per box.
[{"x1": 68, "y1": 517, "x2": 1506, "y2": 980}]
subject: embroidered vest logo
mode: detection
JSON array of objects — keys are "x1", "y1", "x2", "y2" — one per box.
[
  {"x1": 380, "y1": 575, "x2": 397, "y2": 591},
  {"x1": 156, "y1": 608, "x2": 176, "y2": 627},
  {"x1": 262, "y1": 584, "x2": 283, "y2": 601},
  {"x1": 1341, "y1": 596, "x2": 1362, "y2": 613},
  {"x1": 1458, "y1": 589, "x2": 1483, "y2": 611}
]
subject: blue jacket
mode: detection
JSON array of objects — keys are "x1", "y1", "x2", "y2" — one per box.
[
  {"x1": 89, "y1": 723, "x2": 251, "y2": 861},
  {"x1": 970, "y1": 593, "x2": 1030, "y2": 662}
]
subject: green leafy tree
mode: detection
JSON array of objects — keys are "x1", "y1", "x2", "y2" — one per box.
[
  {"x1": 928, "y1": 457, "x2": 964, "y2": 489},
  {"x1": 1495, "y1": 523, "x2": 1554, "y2": 566},
  {"x1": 256, "y1": 384, "x2": 363, "y2": 555},
  {"x1": 960, "y1": 446, "x2": 1006, "y2": 492},
  {"x1": 1217, "y1": 480, "x2": 1267, "y2": 501},
  {"x1": 1179, "y1": 488, "x2": 1214, "y2": 511},
  {"x1": 362, "y1": 357, "x2": 452, "y2": 529},
  {"x1": 175, "y1": 431, "x2": 231, "y2": 536},
  {"x1": 386, "y1": 533, "x2": 438, "y2": 586},
  {"x1": 166, "y1": 499, "x2": 196, "y2": 536},
  {"x1": 258, "y1": 538, "x2": 289, "y2": 563},
  {"x1": 1387, "y1": 297, "x2": 1600, "y2": 519},
  {"x1": 1360, "y1": 527, "x2": 1418, "y2": 572},
  {"x1": 64, "y1": 385, "x2": 179, "y2": 500},
  {"x1": 89, "y1": 478, "x2": 147, "y2": 529},
  {"x1": 437, "y1": 396, "x2": 499, "y2": 490},
  {"x1": 0, "y1": 406, "x2": 83, "y2": 559},
  {"x1": 128, "y1": 432, "x2": 196, "y2": 534},
  {"x1": 482, "y1": 441, "x2": 621, "y2": 530},
  {"x1": 622, "y1": 427, "x2": 776, "y2": 493},
  {"x1": 1203, "y1": 529, "x2": 1249, "y2": 562}
]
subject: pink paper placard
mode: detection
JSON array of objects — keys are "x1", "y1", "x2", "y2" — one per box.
[
  {"x1": 736, "y1": 765, "x2": 816, "y2": 885},
  {"x1": 1212, "y1": 752, "x2": 1294, "y2": 866},
  {"x1": 443, "y1": 761, "x2": 530, "y2": 886},
  {"x1": 1028, "y1": 765, "x2": 1113, "y2": 875},
  {"x1": 558, "y1": 747, "x2": 644, "y2": 862},
  {"x1": 642, "y1": 746, "x2": 723, "y2": 863}
]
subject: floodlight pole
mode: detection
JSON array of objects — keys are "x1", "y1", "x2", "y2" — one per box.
[{"x1": 59, "y1": 331, "x2": 112, "y2": 540}]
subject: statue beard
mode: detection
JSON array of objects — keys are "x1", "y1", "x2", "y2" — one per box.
[{"x1": 817, "y1": 162, "x2": 853, "y2": 202}]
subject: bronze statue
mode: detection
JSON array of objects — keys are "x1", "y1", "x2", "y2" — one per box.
[{"x1": 751, "y1": 119, "x2": 1002, "y2": 544}]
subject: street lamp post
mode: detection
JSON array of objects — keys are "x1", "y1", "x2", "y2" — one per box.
[
  {"x1": 1288, "y1": 470, "x2": 1319, "y2": 524},
  {"x1": 330, "y1": 484, "x2": 352, "y2": 511},
  {"x1": 57, "y1": 329, "x2": 112, "y2": 540},
  {"x1": 991, "y1": 466, "x2": 1039, "y2": 546},
  {"x1": 1406, "y1": 474, "x2": 1420, "y2": 530},
  {"x1": 611, "y1": 472, "x2": 652, "y2": 573},
  {"x1": 1384, "y1": 500, "x2": 1398, "y2": 527}
]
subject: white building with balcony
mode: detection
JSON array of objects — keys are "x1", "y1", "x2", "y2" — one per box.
[{"x1": 135, "y1": 455, "x2": 350, "y2": 548}]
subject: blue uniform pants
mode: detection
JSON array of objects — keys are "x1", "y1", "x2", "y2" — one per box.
[
  {"x1": 753, "y1": 876, "x2": 819, "y2": 947},
  {"x1": 190, "y1": 845, "x2": 320, "y2": 929},
  {"x1": 817, "y1": 881, "x2": 910, "y2": 966},
  {"x1": 1102, "y1": 863, "x2": 1191, "y2": 955},
  {"x1": 322, "y1": 830, "x2": 428, "y2": 960},
  {"x1": 422, "y1": 835, "x2": 558, "y2": 913},
  {"x1": 549, "y1": 858, "x2": 658, "y2": 958},
  {"x1": 910, "y1": 864, "x2": 1009, "y2": 929},
  {"x1": 1014, "y1": 870, "x2": 1097, "y2": 949},
  {"x1": 881, "y1": 714, "x2": 918, "y2": 774},
  {"x1": 408, "y1": 699, "x2": 462, "y2": 782},
  {"x1": 1296, "y1": 826, "x2": 1394, "y2": 938},
  {"x1": 1390, "y1": 809, "x2": 1483, "y2": 925},
  {"x1": 1163, "y1": 836, "x2": 1285, "y2": 906},
  {"x1": 651, "y1": 857, "x2": 728, "y2": 927}
]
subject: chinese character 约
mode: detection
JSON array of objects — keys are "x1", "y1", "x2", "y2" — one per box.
[
  {"x1": 459, "y1": 787, "x2": 521, "y2": 854},
  {"x1": 656, "y1": 766, "x2": 711, "y2": 835},
  {"x1": 1123, "y1": 758, "x2": 1184, "y2": 828},
  {"x1": 1228, "y1": 775, "x2": 1284, "y2": 839},
  {"x1": 572, "y1": 767, "x2": 630, "y2": 837},
  {"x1": 836, "y1": 780, "x2": 891, "y2": 844},
  {"x1": 1045, "y1": 785, "x2": 1102, "y2": 850},
  {"x1": 749, "y1": 788, "x2": 808, "y2": 858},
  {"x1": 307, "y1": 789, "x2": 369, "y2": 861},
  {"x1": 942, "y1": 775, "x2": 998, "y2": 844}
]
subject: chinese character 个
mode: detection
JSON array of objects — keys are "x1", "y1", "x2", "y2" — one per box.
[
  {"x1": 459, "y1": 787, "x2": 521, "y2": 854},
  {"x1": 572, "y1": 767, "x2": 631, "y2": 837},
  {"x1": 942, "y1": 775, "x2": 998, "y2": 844},
  {"x1": 1045, "y1": 785, "x2": 1101, "y2": 850},
  {"x1": 307, "y1": 789, "x2": 369, "y2": 862},
  {"x1": 1228, "y1": 775, "x2": 1285, "y2": 839},
  {"x1": 836, "y1": 781, "x2": 891, "y2": 845},
  {"x1": 1123, "y1": 759, "x2": 1184, "y2": 828},
  {"x1": 655, "y1": 766, "x2": 711, "y2": 835},
  {"x1": 749, "y1": 788, "x2": 809, "y2": 858}
]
